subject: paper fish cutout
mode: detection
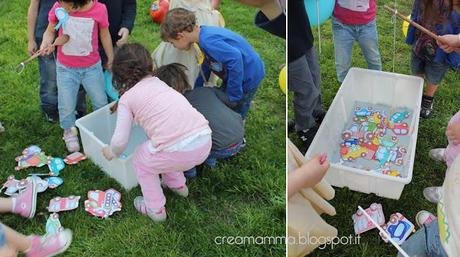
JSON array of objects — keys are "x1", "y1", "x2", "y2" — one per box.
[{"x1": 48, "y1": 196, "x2": 80, "y2": 212}]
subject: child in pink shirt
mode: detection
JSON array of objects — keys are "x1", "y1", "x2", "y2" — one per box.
[
  {"x1": 102, "y1": 43, "x2": 212, "y2": 222},
  {"x1": 332, "y1": 0, "x2": 382, "y2": 82},
  {"x1": 40, "y1": 0, "x2": 113, "y2": 152}
]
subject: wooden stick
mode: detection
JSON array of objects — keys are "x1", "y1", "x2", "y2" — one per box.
[
  {"x1": 383, "y1": 5, "x2": 439, "y2": 40},
  {"x1": 358, "y1": 206, "x2": 409, "y2": 257}
]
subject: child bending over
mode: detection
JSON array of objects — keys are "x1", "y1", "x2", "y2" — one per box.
[
  {"x1": 154, "y1": 63, "x2": 245, "y2": 176},
  {"x1": 160, "y1": 8, "x2": 265, "y2": 120},
  {"x1": 102, "y1": 43, "x2": 211, "y2": 222}
]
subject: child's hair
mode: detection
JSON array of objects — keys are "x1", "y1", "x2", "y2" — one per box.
[
  {"x1": 153, "y1": 63, "x2": 191, "y2": 94},
  {"x1": 160, "y1": 8, "x2": 196, "y2": 41},
  {"x1": 58, "y1": 0, "x2": 91, "y2": 9},
  {"x1": 112, "y1": 43, "x2": 154, "y2": 93},
  {"x1": 420, "y1": 0, "x2": 459, "y2": 25}
]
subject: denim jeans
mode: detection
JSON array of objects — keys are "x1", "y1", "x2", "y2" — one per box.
[
  {"x1": 235, "y1": 88, "x2": 258, "y2": 120},
  {"x1": 332, "y1": 17, "x2": 382, "y2": 82},
  {"x1": 56, "y1": 61, "x2": 108, "y2": 129},
  {"x1": 205, "y1": 140, "x2": 245, "y2": 168},
  {"x1": 398, "y1": 219, "x2": 448, "y2": 257},
  {"x1": 37, "y1": 39, "x2": 86, "y2": 120},
  {"x1": 0, "y1": 224, "x2": 5, "y2": 247}
]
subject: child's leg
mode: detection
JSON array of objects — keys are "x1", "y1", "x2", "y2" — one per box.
[
  {"x1": 56, "y1": 63, "x2": 81, "y2": 129},
  {"x1": 398, "y1": 226, "x2": 428, "y2": 257},
  {"x1": 81, "y1": 62, "x2": 108, "y2": 111},
  {"x1": 0, "y1": 198, "x2": 13, "y2": 213},
  {"x1": 357, "y1": 19, "x2": 382, "y2": 71},
  {"x1": 288, "y1": 47, "x2": 322, "y2": 148},
  {"x1": 37, "y1": 51, "x2": 59, "y2": 122},
  {"x1": 236, "y1": 88, "x2": 258, "y2": 120},
  {"x1": 0, "y1": 223, "x2": 30, "y2": 253},
  {"x1": 133, "y1": 143, "x2": 167, "y2": 210},
  {"x1": 162, "y1": 172, "x2": 186, "y2": 190},
  {"x1": 205, "y1": 140, "x2": 244, "y2": 168},
  {"x1": 332, "y1": 17, "x2": 355, "y2": 83}
]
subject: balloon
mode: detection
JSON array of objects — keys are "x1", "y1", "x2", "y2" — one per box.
[
  {"x1": 304, "y1": 0, "x2": 335, "y2": 27},
  {"x1": 402, "y1": 15, "x2": 411, "y2": 38},
  {"x1": 150, "y1": 0, "x2": 169, "y2": 24},
  {"x1": 279, "y1": 66, "x2": 287, "y2": 95}
]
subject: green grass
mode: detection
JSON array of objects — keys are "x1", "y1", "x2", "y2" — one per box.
[
  {"x1": 289, "y1": 0, "x2": 460, "y2": 256},
  {"x1": 0, "y1": 1, "x2": 285, "y2": 256}
]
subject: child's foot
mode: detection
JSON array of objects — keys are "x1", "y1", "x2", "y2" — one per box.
[
  {"x1": 12, "y1": 178, "x2": 38, "y2": 218},
  {"x1": 26, "y1": 229, "x2": 72, "y2": 257},
  {"x1": 420, "y1": 95, "x2": 434, "y2": 118},
  {"x1": 429, "y1": 148, "x2": 445, "y2": 162},
  {"x1": 0, "y1": 121, "x2": 4, "y2": 132},
  {"x1": 297, "y1": 126, "x2": 319, "y2": 149},
  {"x1": 63, "y1": 127, "x2": 80, "y2": 152},
  {"x1": 423, "y1": 186, "x2": 442, "y2": 203},
  {"x1": 415, "y1": 210, "x2": 436, "y2": 228},
  {"x1": 133, "y1": 196, "x2": 166, "y2": 222},
  {"x1": 169, "y1": 185, "x2": 189, "y2": 197}
]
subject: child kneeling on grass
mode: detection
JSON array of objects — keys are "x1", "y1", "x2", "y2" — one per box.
[
  {"x1": 102, "y1": 43, "x2": 211, "y2": 222},
  {"x1": 154, "y1": 63, "x2": 245, "y2": 177},
  {"x1": 160, "y1": 8, "x2": 265, "y2": 120}
]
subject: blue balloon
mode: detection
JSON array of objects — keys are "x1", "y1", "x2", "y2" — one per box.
[{"x1": 304, "y1": 0, "x2": 335, "y2": 27}]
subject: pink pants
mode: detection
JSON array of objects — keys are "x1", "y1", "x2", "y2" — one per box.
[
  {"x1": 132, "y1": 139, "x2": 211, "y2": 209},
  {"x1": 445, "y1": 111, "x2": 460, "y2": 168}
]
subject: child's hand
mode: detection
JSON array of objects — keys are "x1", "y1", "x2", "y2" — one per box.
[
  {"x1": 437, "y1": 35, "x2": 460, "y2": 53},
  {"x1": 28, "y1": 40, "x2": 38, "y2": 56},
  {"x1": 288, "y1": 153, "x2": 330, "y2": 198},
  {"x1": 446, "y1": 122, "x2": 460, "y2": 145},
  {"x1": 39, "y1": 41, "x2": 54, "y2": 56},
  {"x1": 102, "y1": 146, "x2": 115, "y2": 161},
  {"x1": 116, "y1": 28, "x2": 129, "y2": 47}
]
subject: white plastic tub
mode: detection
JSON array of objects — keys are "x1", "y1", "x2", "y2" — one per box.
[
  {"x1": 306, "y1": 68, "x2": 424, "y2": 200},
  {"x1": 76, "y1": 103, "x2": 147, "y2": 190}
]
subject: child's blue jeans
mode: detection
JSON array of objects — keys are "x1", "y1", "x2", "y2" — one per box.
[
  {"x1": 234, "y1": 88, "x2": 258, "y2": 120},
  {"x1": 332, "y1": 17, "x2": 382, "y2": 82},
  {"x1": 184, "y1": 141, "x2": 244, "y2": 177},
  {"x1": 56, "y1": 61, "x2": 108, "y2": 129},
  {"x1": 398, "y1": 219, "x2": 448, "y2": 257},
  {"x1": 0, "y1": 224, "x2": 5, "y2": 247},
  {"x1": 37, "y1": 39, "x2": 86, "y2": 120}
]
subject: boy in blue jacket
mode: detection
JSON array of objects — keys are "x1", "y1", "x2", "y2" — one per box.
[{"x1": 160, "y1": 8, "x2": 265, "y2": 119}]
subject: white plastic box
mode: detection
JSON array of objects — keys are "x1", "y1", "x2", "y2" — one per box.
[
  {"x1": 305, "y1": 68, "x2": 424, "y2": 200},
  {"x1": 76, "y1": 103, "x2": 147, "y2": 190}
]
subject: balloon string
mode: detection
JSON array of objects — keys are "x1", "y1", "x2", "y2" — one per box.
[{"x1": 316, "y1": 0, "x2": 322, "y2": 55}]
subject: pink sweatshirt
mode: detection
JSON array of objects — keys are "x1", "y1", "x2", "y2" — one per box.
[
  {"x1": 445, "y1": 111, "x2": 460, "y2": 167},
  {"x1": 110, "y1": 76, "x2": 210, "y2": 153}
]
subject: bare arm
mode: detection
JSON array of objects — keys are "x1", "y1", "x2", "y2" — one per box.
[
  {"x1": 99, "y1": 27, "x2": 113, "y2": 69},
  {"x1": 288, "y1": 154, "x2": 329, "y2": 198},
  {"x1": 40, "y1": 22, "x2": 57, "y2": 55},
  {"x1": 27, "y1": 0, "x2": 40, "y2": 56}
]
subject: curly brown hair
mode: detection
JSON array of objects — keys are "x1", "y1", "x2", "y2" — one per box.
[
  {"x1": 160, "y1": 8, "x2": 196, "y2": 41},
  {"x1": 153, "y1": 63, "x2": 191, "y2": 94},
  {"x1": 111, "y1": 43, "x2": 154, "y2": 93}
]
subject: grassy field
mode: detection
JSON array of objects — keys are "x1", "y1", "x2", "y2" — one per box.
[
  {"x1": 0, "y1": 1, "x2": 285, "y2": 256},
  {"x1": 289, "y1": 0, "x2": 460, "y2": 256}
]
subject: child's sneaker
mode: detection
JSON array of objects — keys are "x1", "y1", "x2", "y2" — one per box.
[
  {"x1": 420, "y1": 95, "x2": 434, "y2": 118},
  {"x1": 429, "y1": 148, "x2": 445, "y2": 162},
  {"x1": 0, "y1": 121, "x2": 4, "y2": 132},
  {"x1": 133, "y1": 196, "x2": 166, "y2": 222},
  {"x1": 169, "y1": 185, "x2": 189, "y2": 197},
  {"x1": 423, "y1": 186, "x2": 442, "y2": 203},
  {"x1": 415, "y1": 210, "x2": 436, "y2": 228},
  {"x1": 63, "y1": 127, "x2": 80, "y2": 153},
  {"x1": 12, "y1": 178, "x2": 37, "y2": 218},
  {"x1": 26, "y1": 229, "x2": 72, "y2": 257}
]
